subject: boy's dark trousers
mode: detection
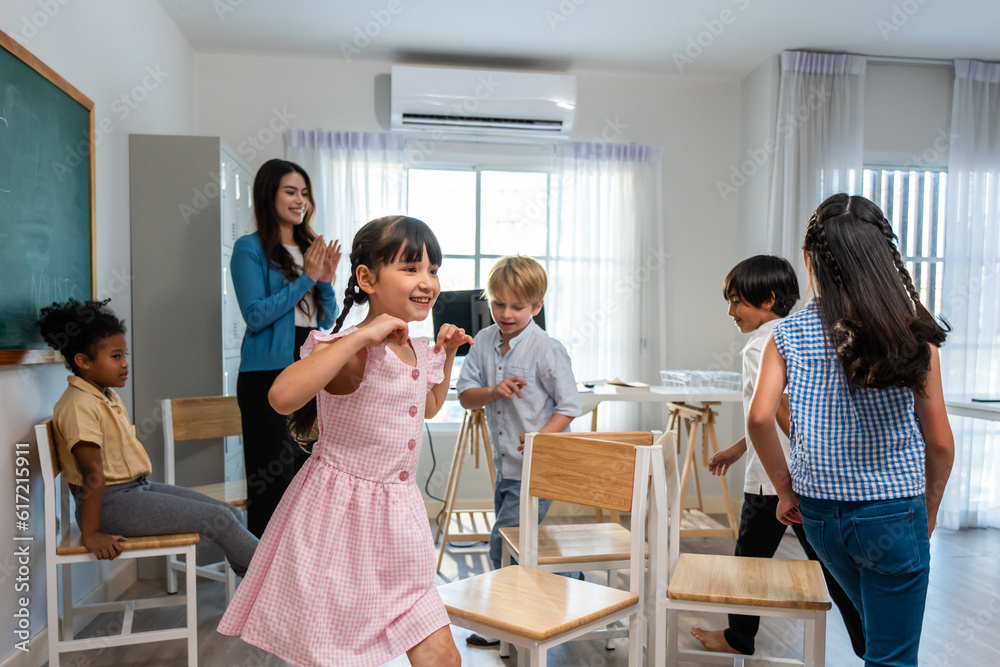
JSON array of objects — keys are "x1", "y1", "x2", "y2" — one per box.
[{"x1": 724, "y1": 491, "x2": 867, "y2": 658}]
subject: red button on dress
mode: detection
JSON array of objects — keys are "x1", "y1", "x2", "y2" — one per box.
[
  {"x1": 412, "y1": 369, "x2": 420, "y2": 380},
  {"x1": 408, "y1": 405, "x2": 418, "y2": 417},
  {"x1": 399, "y1": 471, "x2": 409, "y2": 481},
  {"x1": 407, "y1": 439, "x2": 416, "y2": 450}
]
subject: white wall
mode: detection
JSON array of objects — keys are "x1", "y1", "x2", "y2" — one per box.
[
  {"x1": 0, "y1": 0, "x2": 196, "y2": 659},
  {"x1": 195, "y1": 55, "x2": 745, "y2": 507}
]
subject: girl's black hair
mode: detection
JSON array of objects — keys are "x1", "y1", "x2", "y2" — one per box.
[
  {"x1": 288, "y1": 216, "x2": 442, "y2": 442},
  {"x1": 253, "y1": 158, "x2": 325, "y2": 324},
  {"x1": 37, "y1": 298, "x2": 127, "y2": 373},
  {"x1": 803, "y1": 193, "x2": 949, "y2": 393},
  {"x1": 723, "y1": 255, "x2": 800, "y2": 317}
]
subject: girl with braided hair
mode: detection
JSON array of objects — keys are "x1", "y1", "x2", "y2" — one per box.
[
  {"x1": 748, "y1": 193, "x2": 954, "y2": 666},
  {"x1": 219, "y1": 215, "x2": 467, "y2": 667}
]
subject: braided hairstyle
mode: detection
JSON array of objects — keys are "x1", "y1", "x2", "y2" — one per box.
[
  {"x1": 803, "y1": 193, "x2": 948, "y2": 392},
  {"x1": 288, "y1": 215, "x2": 443, "y2": 441},
  {"x1": 37, "y1": 298, "x2": 127, "y2": 372}
]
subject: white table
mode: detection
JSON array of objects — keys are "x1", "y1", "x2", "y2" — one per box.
[{"x1": 945, "y1": 395, "x2": 1000, "y2": 422}]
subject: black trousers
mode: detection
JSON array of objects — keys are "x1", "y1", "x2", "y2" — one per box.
[
  {"x1": 235, "y1": 327, "x2": 310, "y2": 538},
  {"x1": 724, "y1": 491, "x2": 867, "y2": 658}
]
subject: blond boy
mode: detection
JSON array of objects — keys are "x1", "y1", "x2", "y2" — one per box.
[{"x1": 456, "y1": 256, "x2": 581, "y2": 647}]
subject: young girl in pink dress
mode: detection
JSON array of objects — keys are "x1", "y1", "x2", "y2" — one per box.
[{"x1": 219, "y1": 215, "x2": 470, "y2": 667}]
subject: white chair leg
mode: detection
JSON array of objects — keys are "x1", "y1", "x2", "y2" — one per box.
[
  {"x1": 185, "y1": 546, "x2": 199, "y2": 666},
  {"x1": 806, "y1": 611, "x2": 826, "y2": 667},
  {"x1": 226, "y1": 564, "x2": 237, "y2": 603},
  {"x1": 47, "y1": 561, "x2": 61, "y2": 667},
  {"x1": 667, "y1": 608, "x2": 679, "y2": 665},
  {"x1": 61, "y1": 562, "x2": 74, "y2": 641},
  {"x1": 628, "y1": 610, "x2": 642, "y2": 665},
  {"x1": 167, "y1": 554, "x2": 179, "y2": 594}
]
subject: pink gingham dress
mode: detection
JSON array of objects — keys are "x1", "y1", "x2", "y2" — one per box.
[{"x1": 218, "y1": 327, "x2": 450, "y2": 667}]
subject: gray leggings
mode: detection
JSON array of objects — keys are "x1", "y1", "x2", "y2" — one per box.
[{"x1": 74, "y1": 478, "x2": 258, "y2": 576}]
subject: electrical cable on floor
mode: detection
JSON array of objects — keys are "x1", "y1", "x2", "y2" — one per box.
[{"x1": 425, "y1": 422, "x2": 487, "y2": 548}]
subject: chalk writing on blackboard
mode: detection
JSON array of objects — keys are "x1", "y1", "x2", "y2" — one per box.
[{"x1": 0, "y1": 29, "x2": 94, "y2": 364}]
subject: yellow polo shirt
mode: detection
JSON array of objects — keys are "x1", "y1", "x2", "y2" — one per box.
[{"x1": 52, "y1": 376, "x2": 153, "y2": 487}]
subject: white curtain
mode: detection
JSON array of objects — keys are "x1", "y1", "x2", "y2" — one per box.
[
  {"x1": 939, "y1": 60, "x2": 1000, "y2": 529},
  {"x1": 286, "y1": 130, "x2": 408, "y2": 292},
  {"x1": 551, "y1": 142, "x2": 666, "y2": 430},
  {"x1": 767, "y1": 51, "x2": 866, "y2": 278}
]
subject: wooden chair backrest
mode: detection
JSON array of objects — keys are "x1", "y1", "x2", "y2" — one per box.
[
  {"x1": 166, "y1": 396, "x2": 241, "y2": 441},
  {"x1": 528, "y1": 433, "x2": 640, "y2": 513}
]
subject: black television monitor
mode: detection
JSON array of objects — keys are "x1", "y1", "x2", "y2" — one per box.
[{"x1": 431, "y1": 289, "x2": 545, "y2": 356}]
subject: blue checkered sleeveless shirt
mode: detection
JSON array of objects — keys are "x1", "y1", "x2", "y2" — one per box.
[{"x1": 773, "y1": 300, "x2": 925, "y2": 501}]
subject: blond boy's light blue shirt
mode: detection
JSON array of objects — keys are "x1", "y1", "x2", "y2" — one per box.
[{"x1": 456, "y1": 321, "x2": 581, "y2": 480}]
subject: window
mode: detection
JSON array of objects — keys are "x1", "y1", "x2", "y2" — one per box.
[
  {"x1": 862, "y1": 167, "x2": 947, "y2": 315},
  {"x1": 406, "y1": 165, "x2": 553, "y2": 423},
  {"x1": 406, "y1": 167, "x2": 552, "y2": 335}
]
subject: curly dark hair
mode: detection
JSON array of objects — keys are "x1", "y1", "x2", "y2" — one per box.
[{"x1": 37, "y1": 299, "x2": 127, "y2": 373}]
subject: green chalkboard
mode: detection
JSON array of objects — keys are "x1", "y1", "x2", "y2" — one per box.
[{"x1": 0, "y1": 30, "x2": 94, "y2": 364}]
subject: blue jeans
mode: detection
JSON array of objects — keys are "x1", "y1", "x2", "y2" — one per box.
[
  {"x1": 489, "y1": 472, "x2": 552, "y2": 570},
  {"x1": 798, "y1": 495, "x2": 930, "y2": 667}
]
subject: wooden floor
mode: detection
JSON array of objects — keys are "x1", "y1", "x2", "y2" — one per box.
[{"x1": 60, "y1": 524, "x2": 1000, "y2": 666}]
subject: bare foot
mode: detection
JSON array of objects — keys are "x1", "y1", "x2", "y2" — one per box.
[{"x1": 690, "y1": 627, "x2": 740, "y2": 654}]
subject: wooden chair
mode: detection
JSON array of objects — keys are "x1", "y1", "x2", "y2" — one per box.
[
  {"x1": 439, "y1": 431, "x2": 669, "y2": 666},
  {"x1": 162, "y1": 396, "x2": 246, "y2": 601},
  {"x1": 36, "y1": 421, "x2": 199, "y2": 667},
  {"x1": 659, "y1": 426, "x2": 832, "y2": 666},
  {"x1": 497, "y1": 431, "x2": 670, "y2": 649}
]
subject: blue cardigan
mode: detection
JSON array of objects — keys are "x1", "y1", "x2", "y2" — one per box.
[{"x1": 231, "y1": 232, "x2": 340, "y2": 372}]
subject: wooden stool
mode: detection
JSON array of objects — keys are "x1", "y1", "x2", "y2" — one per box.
[
  {"x1": 435, "y1": 408, "x2": 497, "y2": 574},
  {"x1": 667, "y1": 401, "x2": 739, "y2": 541}
]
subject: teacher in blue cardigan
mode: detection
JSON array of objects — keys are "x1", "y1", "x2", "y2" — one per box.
[{"x1": 231, "y1": 158, "x2": 341, "y2": 537}]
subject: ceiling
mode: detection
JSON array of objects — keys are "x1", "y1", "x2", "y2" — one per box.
[{"x1": 157, "y1": 0, "x2": 1000, "y2": 78}]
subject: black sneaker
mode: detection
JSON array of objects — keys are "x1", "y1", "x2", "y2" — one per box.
[{"x1": 466, "y1": 633, "x2": 500, "y2": 647}]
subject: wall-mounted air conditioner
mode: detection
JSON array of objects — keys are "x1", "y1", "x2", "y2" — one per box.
[{"x1": 390, "y1": 65, "x2": 576, "y2": 139}]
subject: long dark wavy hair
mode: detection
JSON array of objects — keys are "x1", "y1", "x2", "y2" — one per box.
[
  {"x1": 253, "y1": 158, "x2": 325, "y2": 323},
  {"x1": 288, "y1": 215, "x2": 443, "y2": 442},
  {"x1": 803, "y1": 193, "x2": 948, "y2": 393}
]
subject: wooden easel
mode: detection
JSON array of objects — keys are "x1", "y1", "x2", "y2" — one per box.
[
  {"x1": 435, "y1": 408, "x2": 497, "y2": 573},
  {"x1": 667, "y1": 402, "x2": 739, "y2": 541}
]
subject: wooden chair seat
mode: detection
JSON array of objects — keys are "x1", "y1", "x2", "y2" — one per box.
[
  {"x1": 500, "y1": 523, "x2": 648, "y2": 565},
  {"x1": 668, "y1": 553, "x2": 832, "y2": 611},
  {"x1": 440, "y1": 565, "x2": 639, "y2": 641},
  {"x1": 57, "y1": 525, "x2": 199, "y2": 556},
  {"x1": 190, "y1": 480, "x2": 247, "y2": 507}
]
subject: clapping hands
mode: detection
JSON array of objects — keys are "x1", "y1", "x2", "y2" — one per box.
[{"x1": 303, "y1": 236, "x2": 342, "y2": 284}]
